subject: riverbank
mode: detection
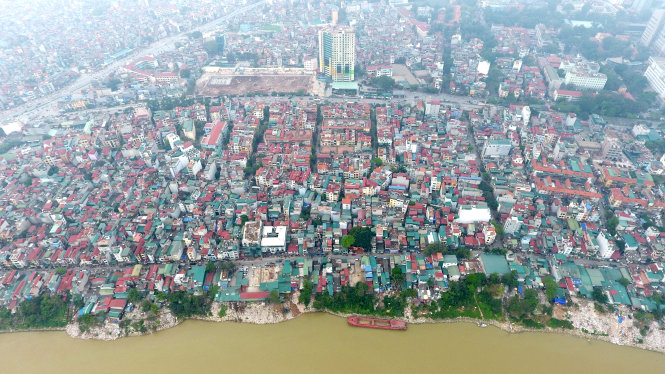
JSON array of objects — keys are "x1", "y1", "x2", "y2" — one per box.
[
  {"x1": 66, "y1": 308, "x2": 179, "y2": 340},
  {"x1": 60, "y1": 293, "x2": 665, "y2": 354}
]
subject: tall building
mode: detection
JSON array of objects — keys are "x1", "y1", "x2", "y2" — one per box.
[
  {"x1": 632, "y1": 0, "x2": 654, "y2": 12},
  {"x1": 641, "y1": 9, "x2": 665, "y2": 53},
  {"x1": 645, "y1": 56, "x2": 665, "y2": 100},
  {"x1": 318, "y1": 27, "x2": 356, "y2": 82}
]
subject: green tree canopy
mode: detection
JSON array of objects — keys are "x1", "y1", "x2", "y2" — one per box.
[
  {"x1": 269, "y1": 290, "x2": 281, "y2": 304},
  {"x1": 424, "y1": 242, "x2": 447, "y2": 256},
  {"x1": 369, "y1": 76, "x2": 396, "y2": 93},
  {"x1": 543, "y1": 276, "x2": 559, "y2": 302},
  {"x1": 391, "y1": 267, "x2": 405, "y2": 289},
  {"x1": 341, "y1": 235, "x2": 355, "y2": 248},
  {"x1": 592, "y1": 287, "x2": 608, "y2": 304},
  {"x1": 127, "y1": 288, "x2": 141, "y2": 304},
  {"x1": 348, "y1": 226, "x2": 373, "y2": 251},
  {"x1": 205, "y1": 261, "x2": 216, "y2": 274}
]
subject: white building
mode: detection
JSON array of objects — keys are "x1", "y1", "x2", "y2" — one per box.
[
  {"x1": 477, "y1": 60, "x2": 491, "y2": 76},
  {"x1": 261, "y1": 226, "x2": 287, "y2": 254},
  {"x1": 303, "y1": 56, "x2": 318, "y2": 71},
  {"x1": 563, "y1": 65, "x2": 607, "y2": 91},
  {"x1": 318, "y1": 27, "x2": 356, "y2": 82},
  {"x1": 632, "y1": 124, "x2": 651, "y2": 137},
  {"x1": 425, "y1": 99, "x2": 441, "y2": 116},
  {"x1": 483, "y1": 225, "x2": 496, "y2": 244},
  {"x1": 641, "y1": 9, "x2": 665, "y2": 53},
  {"x1": 457, "y1": 205, "x2": 491, "y2": 224},
  {"x1": 187, "y1": 159, "x2": 202, "y2": 176},
  {"x1": 504, "y1": 216, "x2": 522, "y2": 235},
  {"x1": 645, "y1": 56, "x2": 665, "y2": 100},
  {"x1": 482, "y1": 139, "x2": 512, "y2": 158},
  {"x1": 597, "y1": 232, "x2": 615, "y2": 259},
  {"x1": 168, "y1": 154, "x2": 189, "y2": 178}
]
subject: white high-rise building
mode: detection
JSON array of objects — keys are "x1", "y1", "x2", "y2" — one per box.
[
  {"x1": 318, "y1": 27, "x2": 356, "y2": 82},
  {"x1": 642, "y1": 9, "x2": 665, "y2": 53},
  {"x1": 645, "y1": 56, "x2": 665, "y2": 100},
  {"x1": 597, "y1": 232, "x2": 615, "y2": 259},
  {"x1": 633, "y1": 0, "x2": 654, "y2": 12}
]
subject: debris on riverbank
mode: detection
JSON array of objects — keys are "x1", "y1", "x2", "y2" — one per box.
[
  {"x1": 66, "y1": 309, "x2": 178, "y2": 340},
  {"x1": 567, "y1": 297, "x2": 665, "y2": 352},
  {"x1": 63, "y1": 294, "x2": 665, "y2": 354}
]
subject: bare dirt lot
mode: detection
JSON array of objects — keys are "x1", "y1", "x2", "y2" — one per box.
[{"x1": 197, "y1": 73, "x2": 315, "y2": 96}]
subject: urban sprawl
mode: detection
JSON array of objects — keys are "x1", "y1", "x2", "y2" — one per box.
[{"x1": 2, "y1": 0, "x2": 665, "y2": 342}]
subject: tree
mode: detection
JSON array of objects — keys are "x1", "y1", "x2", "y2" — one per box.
[
  {"x1": 507, "y1": 289, "x2": 539, "y2": 319},
  {"x1": 618, "y1": 278, "x2": 631, "y2": 287},
  {"x1": 127, "y1": 288, "x2": 141, "y2": 304},
  {"x1": 269, "y1": 290, "x2": 281, "y2": 304},
  {"x1": 77, "y1": 314, "x2": 101, "y2": 333},
  {"x1": 424, "y1": 242, "x2": 447, "y2": 256},
  {"x1": 341, "y1": 235, "x2": 355, "y2": 248},
  {"x1": 457, "y1": 246, "x2": 473, "y2": 258},
  {"x1": 299, "y1": 280, "x2": 314, "y2": 306},
  {"x1": 240, "y1": 214, "x2": 249, "y2": 225},
  {"x1": 141, "y1": 300, "x2": 153, "y2": 313},
  {"x1": 592, "y1": 287, "x2": 608, "y2": 304},
  {"x1": 55, "y1": 267, "x2": 67, "y2": 276},
  {"x1": 492, "y1": 221, "x2": 504, "y2": 237},
  {"x1": 369, "y1": 76, "x2": 396, "y2": 93},
  {"x1": 502, "y1": 270, "x2": 519, "y2": 290},
  {"x1": 105, "y1": 78, "x2": 122, "y2": 91},
  {"x1": 219, "y1": 261, "x2": 236, "y2": 274},
  {"x1": 205, "y1": 261, "x2": 216, "y2": 274},
  {"x1": 371, "y1": 157, "x2": 383, "y2": 167},
  {"x1": 348, "y1": 226, "x2": 373, "y2": 251},
  {"x1": 166, "y1": 291, "x2": 211, "y2": 318},
  {"x1": 391, "y1": 267, "x2": 405, "y2": 289},
  {"x1": 543, "y1": 276, "x2": 559, "y2": 302},
  {"x1": 218, "y1": 304, "x2": 228, "y2": 318},
  {"x1": 607, "y1": 215, "x2": 619, "y2": 236},
  {"x1": 47, "y1": 166, "x2": 59, "y2": 176}
]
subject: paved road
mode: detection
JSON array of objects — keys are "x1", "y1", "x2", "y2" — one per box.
[
  {"x1": 0, "y1": 0, "x2": 267, "y2": 124},
  {"x1": 0, "y1": 248, "x2": 631, "y2": 285}
]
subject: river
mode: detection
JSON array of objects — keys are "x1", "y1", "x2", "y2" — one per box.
[{"x1": 0, "y1": 313, "x2": 664, "y2": 373}]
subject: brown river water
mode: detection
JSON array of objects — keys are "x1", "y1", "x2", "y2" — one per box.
[{"x1": 0, "y1": 313, "x2": 664, "y2": 373}]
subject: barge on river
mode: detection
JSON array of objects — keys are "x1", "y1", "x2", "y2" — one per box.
[{"x1": 347, "y1": 316, "x2": 407, "y2": 330}]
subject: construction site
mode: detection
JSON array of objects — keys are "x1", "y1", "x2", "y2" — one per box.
[{"x1": 196, "y1": 66, "x2": 324, "y2": 96}]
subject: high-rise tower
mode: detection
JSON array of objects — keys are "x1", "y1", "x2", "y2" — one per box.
[
  {"x1": 641, "y1": 9, "x2": 665, "y2": 53},
  {"x1": 318, "y1": 27, "x2": 356, "y2": 82}
]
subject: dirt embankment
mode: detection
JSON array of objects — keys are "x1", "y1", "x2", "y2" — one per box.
[{"x1": 65, "y1": 295, "x2": 665, "y2": 353}]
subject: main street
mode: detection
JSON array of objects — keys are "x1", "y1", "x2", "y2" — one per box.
[
  {"x1": 0, "y1": 0, "x2": 267, "y2": 124},
  {"x1": 0, "y1": 249, "x2": 620, "y2": 282}
]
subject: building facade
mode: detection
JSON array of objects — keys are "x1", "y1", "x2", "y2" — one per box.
[
  {"x1": 563, "y1": 69, "x2": 607, "y2": 91},
  {"x1": 641, "y1": 9, "x2": 665, "y2": 53},
  {"x1": 645, "y1": 56, "x2": 665, "y2": 100},
  {"x1": 318, "y1": 27, "x2": 356, "y2": 82}
]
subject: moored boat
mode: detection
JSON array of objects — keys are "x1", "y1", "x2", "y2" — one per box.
[{"x1": 347, "y1": 316, "x2": 407, "y2": 330}]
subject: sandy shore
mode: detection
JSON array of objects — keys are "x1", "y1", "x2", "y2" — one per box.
[{"x1": 60, "y1": 294, "x2": 665, "y2": 354}]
